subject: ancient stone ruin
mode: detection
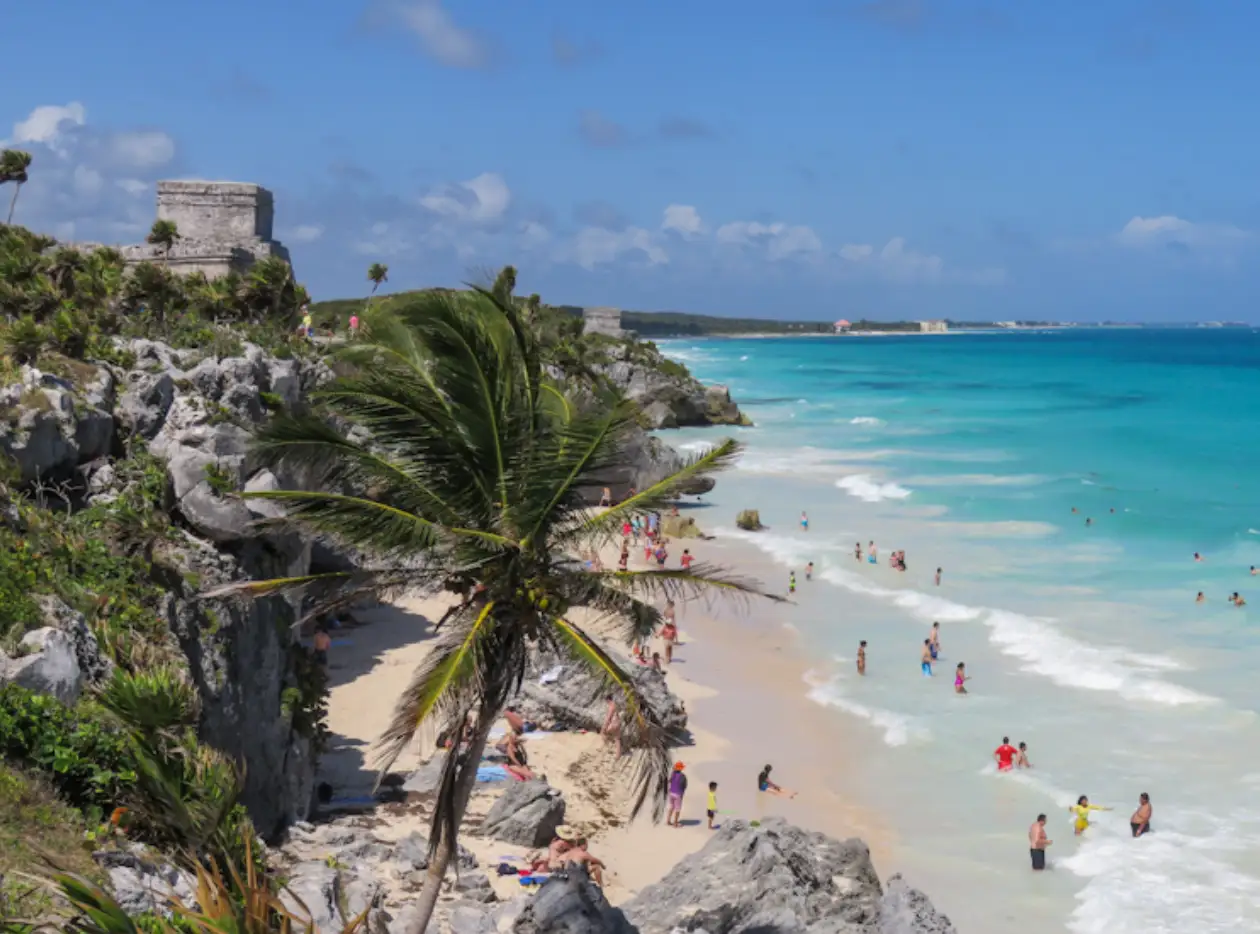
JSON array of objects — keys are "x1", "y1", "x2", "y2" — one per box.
[
  {"x1": 582, "y1": 305, "x2": 624, "y2": 337},
  {"x1": 120, "y1": 180, "x2": 291, "y2": 279}
]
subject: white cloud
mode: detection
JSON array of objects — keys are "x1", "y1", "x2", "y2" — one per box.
[
  {"x1": 839, "y1": 236, "x2": 945, "y2": 282},
  {"x1": 9, "y1": 102, "x2": 86, "y2": 152},
  {"x1": 106, "y1": 130, "x2": 175, "y2": 169},
  {"x1": 568, "y1": 226, "x2": 668, "y2": 271},
  {"x1": 354, "y1": 221, "x2": 412, "y2": 257},
  {"x1": 115, "y1": 179, "x2": 149, "y2": 196},
  {"x1": 391, "y1": 0, "x2": 491, "y2": 69},
  {"x1": 1116, "y1": 215, "x2": 1252, "y2": 251},
  {"x1": 285, "y1": 224, "x2": 325, "y2": 244},
  {"x1": 520, "y1": 221, "x2": 551, "y2": 248},
  {"x1": 661, "y1": 204, "x2": 706, "y2": 239},
  {"x1": 420, "y1": 172, "x2": 511, "y2": 224},
  {"x1": 72, "y1": 165, "x2": 103, "y2": 196},
  {"x1": 715, "y1": 220, "x2": 822, "y2": 260}
]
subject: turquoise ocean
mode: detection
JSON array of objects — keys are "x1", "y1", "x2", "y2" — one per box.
[{"x1": 660, "y1": 329, "x2": 1260, "y2": 934}]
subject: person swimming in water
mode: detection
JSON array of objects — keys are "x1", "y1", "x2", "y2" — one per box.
[
  {"x1": 800, "y1": 511, "x2": 809, "y2": 531},
  {"x1": 1085, "y1": 517, "x2": 1092, "y2": 527},
  {"x1": 954, "y1": 662, "x2": 969, "y2": 694},
  {"x1": 921, "y1": 640, "x2": 933, "y2": 677},
  {"x1": 1016, "y1": 741, "x2": 1032, "y2": 768},
  {"x1": 1194, "y1": 552, "x2": 1203, "y2": 562},
  {"x1": 1196, "y1": 591, "x2": 1206, "y2": 603},
  {"x1": 857, "y1": 640, "x2": 867, "y2": 675},
  {"x1": 1069, "y1": 795, "x2": 1112, "y2": 835}
]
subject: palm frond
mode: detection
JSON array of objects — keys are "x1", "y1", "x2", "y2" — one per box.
[
  {"x1": 547, "y1": 617, "x2": 671, "y2": 819},
  {"x1": 591, "y1": 562, "x2": 786, "y2": 609},
  {"x1": 373, "y1": 601, "x2": 498, "y2": 776}
]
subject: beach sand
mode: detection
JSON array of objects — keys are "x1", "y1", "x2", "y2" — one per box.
[{"x1": 315, "y1": 527, "x2": 896, "y2": 906}]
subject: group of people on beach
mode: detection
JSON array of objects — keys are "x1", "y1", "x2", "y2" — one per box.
[
  {"x1": 1029, "y1": 792, "x2": 1153, "y2": 871},
  {"x1": 1190, "y1": 554, "x2": 1251, "y2": 605}
]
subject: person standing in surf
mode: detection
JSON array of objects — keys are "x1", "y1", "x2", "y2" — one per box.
[
  {"x1": 800, "y1": 511, "x2": 809, "y2": 531},
  {"x1": 857, "y1": 640, "x2": 867, "y2": 675},
  {"x1": 929, "y1": 622, "x2": 941, "y2": 660},
  {"x1": 855, "y1": 542, "x2": 863, "y2": 562},
  {"x1": 1016, "y1": 742, "x2": 1033, "y2": 768},
  {"x1": 1130, "y1": 792, "x2": 1152, "y2": 837},
  {"x1": 921, "y1": 640, "x2": 933, "y2": 677},
  {"x1": 954, "y1": 662, "x2": 969, "y2": 694},
  {"x1": 788, "y1": 571, "x2": 796, "y2": 595},
  {"x1": 805, "y1": 561, "x2": 814, "y2": 581},
  {"x1": 935, "y1": 567, "x2": 942, "y2": 586},
  {"x1": 1029, "y1": 815, "x2": 1052, "y2": 871},
  {"x1": 1069, "y1": 795, "x2": 1112, "y2": 835}
]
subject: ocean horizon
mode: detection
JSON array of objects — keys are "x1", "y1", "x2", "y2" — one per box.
[{"x1": 660, "y1": 328, "x2": 1260, "y2": 934}]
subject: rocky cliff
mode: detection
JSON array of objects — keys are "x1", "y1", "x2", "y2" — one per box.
[{"x1": 592, "y1": 341, "x2": 749, "y2": 431}]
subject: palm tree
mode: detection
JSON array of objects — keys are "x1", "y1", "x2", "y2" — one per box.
[
  {"x1": 1, "y1": 149, "x2": 33, "y2": 225},
  {"x1": 242, "y1": 256, "x2": 295, "y2": 325},
  {"x1": 367, "y1": 262, "x2": 389, "y2": 300},
  {"x1": 146, "y1": 219, "x2": 180, "y2": 267},
  {"x1": 207, "y1": 284, "x2": 777, "y2": 934}
]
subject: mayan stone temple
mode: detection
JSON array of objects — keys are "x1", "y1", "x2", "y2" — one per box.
[{"x1": 121, "y1": 180, "x2": 291, "y2": 278}]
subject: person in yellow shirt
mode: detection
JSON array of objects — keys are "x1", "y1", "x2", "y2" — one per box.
[
  {"x1": 1069, "y1": 795, "x2": 1111, "y2": 835},
  {"x1": 707, "y1": 781, "x2": 718, "y2": 830}
]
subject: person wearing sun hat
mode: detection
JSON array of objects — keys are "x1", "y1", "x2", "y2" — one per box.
[{"x1": 667, "y1": 761, "x2": 688, "y2": 827}]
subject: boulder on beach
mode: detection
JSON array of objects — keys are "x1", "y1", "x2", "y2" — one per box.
[
  {"x1": 660, "y1": 515, "x2": 701, "y2": 539},
  {"x1": 477, "y1": 779, "x2": 567, "y2": 847},
  {"x1": 621, "y1": 817, "x2": 956, "y2": 934},
  {"x1": 735, "y1": 509, "x2": 764, "y2": 531}
]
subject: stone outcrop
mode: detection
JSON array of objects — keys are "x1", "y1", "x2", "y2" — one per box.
[
  {"x1": 621, "y1": 818, "x2": 956, "y2": 934},
  {"x1": 512, "y1": 646, "x2": 688, "y2": 741},
  {"x1": 92, "y1": 848, "x2": 197, "y2": 918},
  {"x1": 476, "y1": 780, "x2": 567, "y2": 847},
  {"x1": 735, "y1": 509, "x2": 764, "y2": 531},
  {"x1": 0, "y1": 361, "x2": 115, "y2": 484},
  {"x1": 0, "y1": 627, "x2": 85, "y2": 704},
  {"x1": 593, "y1": 345, "x2": 749, "y2": 431}
]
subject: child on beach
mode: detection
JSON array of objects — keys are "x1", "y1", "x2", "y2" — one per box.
[
  {"x1": 954, "y1": 662, "x2": 969, "y2": 694},
  {"x1": 681, "y1": 549, "x2": 694, "y2": 569},
  {"x1": 789, "y1": 571, "x2": 796, "y2": 594},
  {"x1": 707, "y1": 781, "x2": 719, "y2": 829},
  {"x1": 1069, "y1": 795, "x2": 1112, "y2": 835},
  {"x1": 758, "y1": 764, "x2": 797, "y2": 798}
]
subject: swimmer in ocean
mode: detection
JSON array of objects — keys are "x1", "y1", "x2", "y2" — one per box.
[
  {"x1": 929, "y1": 622, "x2": 941, "y2": 660},
  {"x1": 806, "y1": 561, "x2": 814, "y2": 581},
  {"x1": 1069, "y1": 795, "x2": 1111, "y2": 835},
  {"x1": 921, "y1": 640, "x2": 933, "y2": 677},
  {"x1": 994, "y1": 737, "x2": 1017, "y2": 771},
  {"x1": 855, "y1": 542, "x2": 863, "y2": 561},
  {"x1": 1194, "y1": 552, "x2": 1203, "y2": 562},
  {"x1": 857, "y1": 640, "x2": 866, "y2": 675},
  {"x1": 954, "y1": 662, "x2": 969, "y2": 694},
  {"x1": 1130, "y1": 792, "x2": 1152, "y2": 837},
  {"x1": 935, "y1": 567, "x2": 942, "y2": 586},
  {"x1": 1016, "y1": 741, "x2": 1032, "y2": 768},
  {"x1": 1085, "y1": 517, "x2": 1092, "y2": 527},
  {"x1": 1196, "y1": 591, "x2": 1205, "y2": 603},
  {"x1": 1252, "y1": 566, "x2": 1257, "y2": 576},
  {"x1": 1071, "y1": 507, "x2": 1078, "y2": 514},
  {"x1": 800, "y1": 511, "x2": 809, "y2": 531}
]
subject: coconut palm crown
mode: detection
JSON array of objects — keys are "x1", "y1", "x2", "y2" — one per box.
[{"x1": 207, "y1": 284, "x2": 775, "y2": 925}]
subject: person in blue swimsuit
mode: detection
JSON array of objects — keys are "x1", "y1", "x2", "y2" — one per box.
[
  {"x1": 800, "y1": 511, "x2": 809, "y2": 531},
  {"x1": 921, "y1": 639, "x2": 933, "y2": 676}
]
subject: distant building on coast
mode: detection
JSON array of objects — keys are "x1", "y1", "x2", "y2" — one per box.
[
  {"x1": 918, "y1": 320, "x2": 949, "y2": 333},
  {"x1": 582, "y1": 306, "x2": 625, "y2": 338},
  {"x1": 834, "y1": 319, "x2": 851, "y2": 334},
  {"x1": 74, "y1": 180, "x2": 291, "y2": 280}
]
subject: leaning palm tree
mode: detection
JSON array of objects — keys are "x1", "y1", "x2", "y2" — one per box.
[
  {"x1": 1, "y1": 149, "x2": 33, "y2": 224},
  {"x1": 207, "y1": 284, "x2": 775, "y2": 933},
  {"x1": 367, "y1": 262, "x2": 389, "y2": 301},
  {"x1": 146, "y1": 219, "x2": 180, "y2": 267}
]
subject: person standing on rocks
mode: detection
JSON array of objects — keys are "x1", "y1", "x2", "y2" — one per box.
[
  {"x1": 667, "y1": 762, "x2": 688, "y2": 827},
  {"x1": 1029, "y1": 814, "x2": 1052, "y2": 870}
]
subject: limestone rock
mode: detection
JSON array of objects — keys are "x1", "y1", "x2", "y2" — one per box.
[
  {"x1": 622, "y1": 818, "x2": 955, "y2": 934},
  {"x1": 0, "y1": 627, "x2": 84, "y2": 704},
  {"x1": 36, "y1": 594, "x2": 113, "y2": 685},
  {"x1": 93, "y1": 848, "x2": 197, "y2": 918},
  {"x1": 477, "y1": 780, "x2": 566, "y2": 847},
  {"x1": 388, "y1": 829, "x2": 478, "y2": 872},
  {"x1": 400, "y1": 756, "x2": 446, "y2": 796},
  {"x1": 735, "y1": 509, "x2": 763, "y2": 531},
  {"x1": 514, "y1": 866, "x2": 634, "y2": 934}
]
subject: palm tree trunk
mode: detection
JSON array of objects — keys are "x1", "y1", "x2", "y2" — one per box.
[
  {"x1": 407, "y1": 711, "x2": 495, "y2": 934},
  {"x1": 5, "y1": 183, "x2": 20, "y2": 225}
]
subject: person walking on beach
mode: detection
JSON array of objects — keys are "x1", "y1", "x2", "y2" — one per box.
[
  {"x1": 994, "y1": 737, "x2": 1018, "y2": 772},
  {"x1": 1029, "y1": 815, "x2": 1052, "y2": 871},
  {"x1": 857, "y1": 640, "x2": 867, "y2": 675},
  {"x1": 667, "y1": 762, "x2": 687, "y2": 827},
  {"x1": 1016, "y1": 742, "x2": 1032, "y2": 768},
  {"x1": 929, "y1": 622, "x2": 941, "y2": 660},
  {"x1": 921, "y1": 640, "x2": 933, "y2": 677},
  {"x1": 935, "y1": 567, "x2": 942, "y2": 586},
  {"x1": 758, "y1": 764, "x2": 797, "y2": 798},
  {"x1": 1069, "y1": 795, "x2": 1112, "y2": 835},
  {"x1": 681, "y1": 548, "x2": 694, "y2": 570},
  {"x1": 954, "y1": 662, "x2": 969, "y2": 694},
  {"x1": 1130, "y1": 792, "x2": 1152, "y2": 837},
  {"x1": 707, "y1": 781, "x2": 719, "y2": 829}
]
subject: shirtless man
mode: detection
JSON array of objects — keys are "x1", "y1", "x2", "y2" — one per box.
[
  {"x1": 920, "y1": 640, "x2": 933, "y2": 677},
  {"x1": 934, "y1": 567, "x2": 942, "y2": 586},
  {"x1": 1130, "y1": 792, "x2": 1152, "y2": 837},
  {"x1": 563, "y1": 837, "x2": 606, "y2": 886},
  {"x1": 1015, "y1": 741, "x2": 1032, "y2": 768},
  {"x1": 929, "y1": 622, "x2": 941, "y2": 660},
  {"x1": 857, "y1": 640, "x2": 867, "y2": 676},
  {"x1": 1029, "y1": 814, "x2": 1052, "y2": 871}
]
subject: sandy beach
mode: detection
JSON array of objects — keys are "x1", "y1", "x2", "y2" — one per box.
[{"x1": 313, "y1": 524, "x2": 896, "y2": 908}]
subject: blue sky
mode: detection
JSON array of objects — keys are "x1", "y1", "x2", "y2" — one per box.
[{"x1": 3, "y1": 0, "x2": 1259, "y2": 322}]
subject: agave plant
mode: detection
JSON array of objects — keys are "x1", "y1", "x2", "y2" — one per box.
[{"x1": 206, "y1": 277, "x2": 779, "y2": 933}]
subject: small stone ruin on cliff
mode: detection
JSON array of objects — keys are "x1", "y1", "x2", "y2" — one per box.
[{"x1": 118, "y1": 180, "x2": 291, "y2": 278}]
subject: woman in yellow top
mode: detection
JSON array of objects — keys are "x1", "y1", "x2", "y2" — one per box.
[{"x1": 1069, "y1": 795, "x2": 1112, "y2": 835}]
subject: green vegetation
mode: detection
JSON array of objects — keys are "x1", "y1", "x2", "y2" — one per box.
[
  {"x1": 1, "y1": 148, "x2": 32, "y2": 225},
  {"x1": 214, "y1": 280, "x2": 781, "y2": 933}
]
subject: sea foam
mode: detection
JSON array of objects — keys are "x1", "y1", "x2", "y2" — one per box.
[
  {"x1": 835, "y1": 474, "x2": 913, "y2": 503},
  {"x1": 849, "y1": 416, "x2": 886, "y2": 426},
  {"x1": 804, "y1": 671, "x2": 923, "y2": 747}
]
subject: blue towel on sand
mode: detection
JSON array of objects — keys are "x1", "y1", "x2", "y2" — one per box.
[{"x1": 477, "y1": 765, "x2": 508, "y2": 782}]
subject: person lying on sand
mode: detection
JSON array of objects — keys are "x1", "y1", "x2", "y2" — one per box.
[
  {"x1": 504, "y1": 705, "x2": 536, "y2": 736},
  {"x1": 758, "y1": 764, "x2": 797, "y2": 798}
]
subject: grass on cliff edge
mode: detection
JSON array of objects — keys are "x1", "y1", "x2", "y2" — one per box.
[{"x1": 0, "y1": 763, "x2": 100, "y2": 917}]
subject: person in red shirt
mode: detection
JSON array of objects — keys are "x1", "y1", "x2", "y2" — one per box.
[
  {"x1": 680, "y1": 549, "x2": 694, "y2": 569},
  {"x1": 994, "y1": 736, "x2": 1018, "y2": 772}
]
